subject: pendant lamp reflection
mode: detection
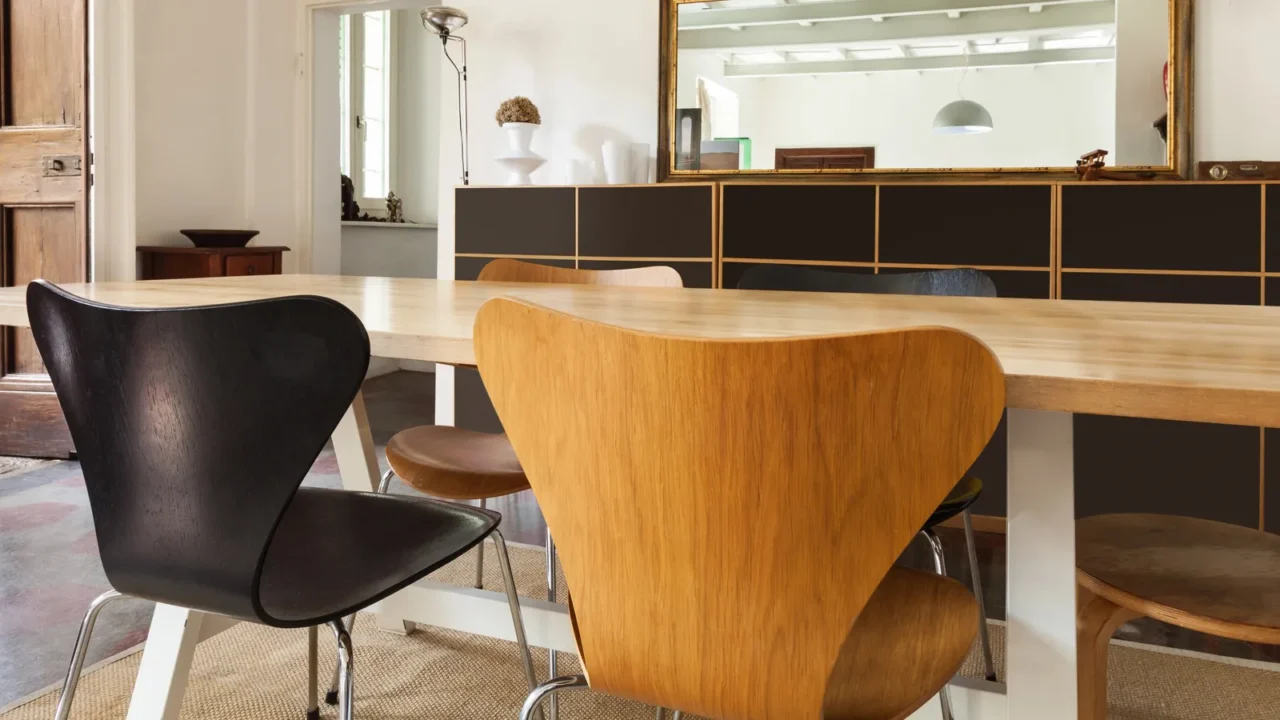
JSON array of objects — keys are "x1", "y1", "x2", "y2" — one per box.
[
  {"x1": 933, "y1": 46, "x2": 992, "y2": 135},
  {"x1": 933, "y1": 99, "x2": 994, "y2": 135}
]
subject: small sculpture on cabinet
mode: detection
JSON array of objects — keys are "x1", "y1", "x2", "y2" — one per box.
[{"x1": 386, "y1": 192, "x2": 404, "y2": 224}]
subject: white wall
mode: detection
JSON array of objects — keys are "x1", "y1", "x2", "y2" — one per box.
[
  {"x1": 113, "y1": 0, "x2": 1280, "y2": 286},
  {"x1": 132, "y1": 0, "x2": 298, "y2": 274},
  {"x1": 395, "y1": 8, "x2": 442, "y2": 225},
  {"x1": 717, "y1": 63, "x2": 1114, "y2": 170},
  {"x1": 1196, "y1": 0, "x2": 1280, "y2": 161},
  {"x1": 434, "y1": 0, "x2": 660, "y2": 282},
  {"x1": 340, "y1": 225, "x2": 438, "y2": 278}
]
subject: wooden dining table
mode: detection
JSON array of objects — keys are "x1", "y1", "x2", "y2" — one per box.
[{"x1": 4, "y1": 274, "x2": 1280, "y2": 720}]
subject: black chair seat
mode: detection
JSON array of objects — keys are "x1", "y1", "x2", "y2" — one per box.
[
  {"x1": 924, "y1": 476, "x2": 983, "y2": 530},
  {"x1": 258, "y1": 488, "x2": 498, "y2": 627}
]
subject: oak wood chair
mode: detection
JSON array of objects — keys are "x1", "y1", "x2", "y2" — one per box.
[
  {"x1": 28, "y1": 281, "x2": 538, "y2": 720},
  {"x1": 474, "y1": 297, "x2": 1007, "y2": 720},
  {"x1": 326, "y1": 258, "x2": 683, "y2": 709},
  {"x1": 738, "y1": 263, "x2": 1001, "y2": 695},
  {"x1": 1076, "y1": 514, "x2": 1280, "y2": 720}
]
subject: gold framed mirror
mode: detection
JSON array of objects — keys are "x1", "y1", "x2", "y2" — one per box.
[{"x1": 659, "y1": 0, "x2": 1193, "y2": 182}]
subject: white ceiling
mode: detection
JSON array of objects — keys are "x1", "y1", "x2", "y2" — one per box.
[{"x1": 679, "y1": 0, "x2": 1119, "y2": 76}]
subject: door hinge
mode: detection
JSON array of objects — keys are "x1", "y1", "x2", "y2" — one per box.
[{"x1": 42, "y1": 155, "x2": 83, "y2": 177}]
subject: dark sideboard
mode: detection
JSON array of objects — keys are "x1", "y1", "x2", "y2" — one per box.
[{"x1": 454, "y1": 181, "x2": 1278, "y2": 534}]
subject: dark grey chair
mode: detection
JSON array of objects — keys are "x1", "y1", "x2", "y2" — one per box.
[{"x1": 28, "y1": 280, "x2": 539, "y2": 720}]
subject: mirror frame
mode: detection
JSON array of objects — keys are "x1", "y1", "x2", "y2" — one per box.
[{"x1": 658, "y1": 0, "x2": 1193, "y2": 182}]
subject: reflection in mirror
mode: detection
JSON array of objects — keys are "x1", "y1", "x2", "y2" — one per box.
[{"x1": 674, "y1": 0, "x2": 1172, "y2": 172}]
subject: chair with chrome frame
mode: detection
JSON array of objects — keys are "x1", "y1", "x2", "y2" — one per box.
[
  {"x1": 737, "y1": 263, "x2": 1002, "y2": 697},
  {"x1": 325, "y1": 257, "x2": 684, "y2": 714},
  {"x1": 474, "y1": 296, "x2": 1006, "y2": 720},
  {"x1": 29, "y1": 280, "x2": 539, "y2": 720}
]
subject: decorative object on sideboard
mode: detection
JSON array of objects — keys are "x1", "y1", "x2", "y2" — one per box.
[
  {"x1": 341, "y1": 174, "x2": 360, "y2": 221},
  {"x1": 602, "y1": 139, "x2": 631, "y2": 185},
  {"x1": 673, "y1": 108, "x2": 701, "y2": 171},
  {"x1": 180, "y1": 230, "x2": 260, "y2": 249},
  {"x1": 495, "y1": 96, "x2": 546, "y2": 186},
  {"x1": 1074, "y1": 150, "x2": 1151, "y2": 182},
  {"x1": 386, "y1": 192, "x2": 405, "y2": 223},
  {"x1": 495, "y1": 95, "x2": 540, "y2": 125},
  {"x1": 1197, "y1": 161, "x2": 1280, "y2": 182},
  {"x1": 422, "y1": 7, "x2": 470, "y2": 185}
]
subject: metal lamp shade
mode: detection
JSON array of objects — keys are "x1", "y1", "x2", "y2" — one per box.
[
  {"x1": 422, "y1": 6, "x2": 468, "y2": 35},
  {"x1": 933, "y1": 100, "x2": 994, "y2": 135}
]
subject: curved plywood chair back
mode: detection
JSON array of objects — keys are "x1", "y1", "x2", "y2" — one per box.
[
  {"x1": 474, "y1": 298, "x2": 1005, "y2": 720},
  {"x1": 27, "y1": 280, "x2": 370, "y2": 623},
  {"x1": 478, "y1": 258, "x2": 684, "y2": 288}
]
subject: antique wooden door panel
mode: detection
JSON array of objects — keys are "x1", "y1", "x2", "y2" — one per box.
[{"x1": 0, "y1": 0, "x2": 89, "y2": 457}]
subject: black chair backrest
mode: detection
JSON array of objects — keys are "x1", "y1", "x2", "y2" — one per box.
[
  {"x1": 27, "y1": 281, "x2": 370, "y2": 623},
  {"x1": 737, "y1": 264, "x2": 997, "y2": 298}
]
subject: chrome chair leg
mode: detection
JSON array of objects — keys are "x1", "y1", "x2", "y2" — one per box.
[
  {"x1": 53, "y1": 590, "x2": 124, "y2": 720},
  {"x1": 655, "y1": 708, "x2": 667, "y2": 720},
  {"x1": 921, "y1": 529, "x2": 956, "y2": 720},
  {"x1": 962, "y1": 509, "x2": 998, "y2": 682},
  {"x1": 474, "y1": 498, "x2": 487, "y2": 589},
  {"x1": 325, "y1": 468, "x2": 396, "y2": 705},
  {"x1": 546, "y1": 527, "x2": 560, "y2": 720},
  {"x1": 494, "y1": 530, "x2": 539, "y2": 688},
  {"x1": 520, "y1": 675, "x2": 588, "y2": 720},
  {"x1": 306, "y1": 625, "x2": 319, "y2": 720},
  {"x1": 672, "y1": 712, "x2": 684, "y2": 720},
  {"x1": 330, "y1": 619, "x2": 355, "y2": 720}
]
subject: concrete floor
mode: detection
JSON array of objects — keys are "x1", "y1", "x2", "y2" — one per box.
[{"x1": 1, "y1": 370, "x2": 1273, "y2": 709}]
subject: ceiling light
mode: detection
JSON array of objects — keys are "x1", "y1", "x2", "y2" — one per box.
[{"x1": 933, "y1": 100, "x2": 994, "y2": 135}]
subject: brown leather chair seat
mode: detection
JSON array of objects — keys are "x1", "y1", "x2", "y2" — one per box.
[{"x1": 385, "y1": 426, "x2": 529, "y2": 501}]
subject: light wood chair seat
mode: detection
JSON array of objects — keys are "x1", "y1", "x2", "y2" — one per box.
[
  {"x1": 1076, "y1": 513, "x2": 1280, "y2": 719},
  {"x1": 1078, "y1": 513, "x2": 1280, "y2": 644},
  {"x1": 385, "y1": 426, "x2": 527, "y2": 501},
  {"x1": 824, "y1": 567, "x2": 980, "y2": 720}
]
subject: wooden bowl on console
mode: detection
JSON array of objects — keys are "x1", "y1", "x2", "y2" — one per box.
[{"x1": 180, "y1": 230, "x2": 260, "y2": 248}]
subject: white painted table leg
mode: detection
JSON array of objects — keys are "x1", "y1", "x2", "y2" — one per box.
[
  {"x1": 905, "y1": 694, "x2": 944, "y2": 720},
  {"x1": 331, "y1": 391, "x2": 413, "y2": 633},
  {"x1": 332, "y1": 391, "x2": 381, "y2": 493},
  {"x1": 1006, "y1": 409, "x2": 1077, "y2": 720},
  {"x1": 125, "y1": 605, "x2": 212, "y2": 720}
]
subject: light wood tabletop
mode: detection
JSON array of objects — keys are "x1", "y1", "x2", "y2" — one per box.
[{"x1": 1, "y1": 274, "x2": 1278, "y2": 426}]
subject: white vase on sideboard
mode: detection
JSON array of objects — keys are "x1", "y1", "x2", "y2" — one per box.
[{"x1": 496, "y1": 122, "x2": 546, "y2": 185}]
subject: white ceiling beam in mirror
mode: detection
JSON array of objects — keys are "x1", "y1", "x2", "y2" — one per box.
[
  {"x1": 680, "y1": 0, "x2": 1102, "y2": 30},
  {"x1": 725, "y1": 45, "x2": 1112, "y2": 76},
  {"x1": 679, "y1": 1, "x2": 1116, "y2": 52}
]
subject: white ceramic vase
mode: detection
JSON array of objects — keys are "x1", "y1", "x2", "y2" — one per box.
[
  {"x1": 496, "y1": 122, "x2": 546, "y2": 186},
  {"x1": 602, "y1": 139, "x2": 632, "y2": 185}
]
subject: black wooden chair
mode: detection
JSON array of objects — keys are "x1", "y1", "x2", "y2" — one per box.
[
  {"x1": 29, "y1": 281, "x2": 539, "y2": 720},
  {"x1": 738, "y1": 265, "x2": 1000, "y2": 698}
]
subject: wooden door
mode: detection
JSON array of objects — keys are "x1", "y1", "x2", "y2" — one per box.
[
  {"x1": 0, "y1": 0, "x2": 88, "y2": 457},
  {"x1": 775, "y1": 147, "x2": 876, "y2": 170}
]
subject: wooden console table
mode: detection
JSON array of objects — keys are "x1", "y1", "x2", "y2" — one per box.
[{"x1": 137, "y1": 246, "x2": 290, "y2": 280}]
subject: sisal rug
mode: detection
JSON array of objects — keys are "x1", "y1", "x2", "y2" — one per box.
[{"x1": 5, "y1": 544, "x2": 1280, "y2": 720}]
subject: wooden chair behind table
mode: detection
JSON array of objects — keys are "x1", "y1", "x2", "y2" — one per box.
[{"x1": 475, "y1": 297, "x2": 1007, "y2": 720}]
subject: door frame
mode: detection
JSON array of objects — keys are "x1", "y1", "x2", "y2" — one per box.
[
  {"x1": 291, "y1": 0, "x2": 425, "y2": 278},
  {"x1": 89, "y1": 0, "x2": 137, "y2": 282}
]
